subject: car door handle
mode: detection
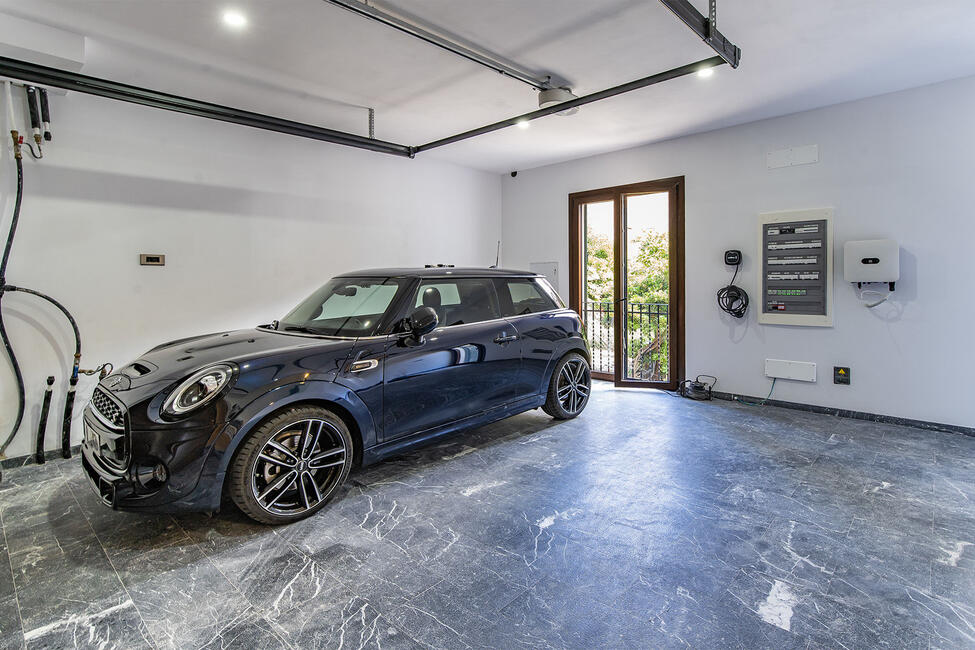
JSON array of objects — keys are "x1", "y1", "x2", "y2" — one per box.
[{"x1": 493, "y1": 334, "x2": 518, "y2": 344}]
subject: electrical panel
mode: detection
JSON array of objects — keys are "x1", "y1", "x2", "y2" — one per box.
[{"x1": 758, "y1": 208, "x2": 833, "y2": 327}]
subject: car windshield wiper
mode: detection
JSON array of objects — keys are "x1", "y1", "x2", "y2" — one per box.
[{"x1": 280, "y1": 325, "x2": 331, "y2": 335}]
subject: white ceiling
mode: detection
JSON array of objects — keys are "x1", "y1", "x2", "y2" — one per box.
[{"x1": 4, "y1": 0, "x2": 975, "y2": 172}]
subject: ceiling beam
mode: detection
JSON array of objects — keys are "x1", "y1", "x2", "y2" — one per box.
[
  {"x1": 0, "y1": 55, "x2": 414, "y2": 157},
  {"x1": 415, "y1": 57, "x2": 724, "y2": 153}
]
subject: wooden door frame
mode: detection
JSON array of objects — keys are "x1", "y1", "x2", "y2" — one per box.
[{"x1": 568, "y1": 177, "x2": 685, "y2": 390}]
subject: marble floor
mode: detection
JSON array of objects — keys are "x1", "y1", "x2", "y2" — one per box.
[{"x1": 0, "y1": 383, "x2": 972, "y2": 649}]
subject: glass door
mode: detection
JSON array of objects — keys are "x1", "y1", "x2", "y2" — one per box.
[
  {"x1": 569, "y1": 179, "x2": 683, "y2": 390},
  {"x1": 580, "y1": 198, "x2": 615, "y2": 380},
  {"x1": 618, "y1": 191, "x2": 672, "y2": 385}
]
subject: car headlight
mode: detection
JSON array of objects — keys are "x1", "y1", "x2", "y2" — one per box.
[{"x1": 162, "y1": 364, "x2": 234, "y2": 416}]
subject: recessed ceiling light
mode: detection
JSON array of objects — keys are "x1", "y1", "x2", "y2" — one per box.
[
  {"x1": 516, "y1": 120, "x2": 531, "y2": 130},
  {"x1": 221, "y1": 8, "x2": 248, "y2": 30},
  {"x1": 697, "y1": 67, "x2": 714, "y2": 79}
]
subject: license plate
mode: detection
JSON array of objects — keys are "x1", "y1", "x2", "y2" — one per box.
[{"x1": 84, "y1": 422, "x2": 101, "y2": 447}]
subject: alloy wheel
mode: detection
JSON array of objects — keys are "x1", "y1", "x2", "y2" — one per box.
[
  {"x1": 557, "y1": 358, "x2": 591, "y2": 415},
  {"x1": 250, "y1": 418, "x2": 348, "y2": 516}
]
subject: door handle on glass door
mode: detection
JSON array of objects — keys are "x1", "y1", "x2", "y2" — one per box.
[{"x1": 494, "y1": 333, "x2": 518, "y2": 344}]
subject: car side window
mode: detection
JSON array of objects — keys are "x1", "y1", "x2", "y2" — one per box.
[
  {"x1": 414, "y1": 279, "x2": 501, "y2": 327},
  {"x1": 497, "y1": 279, "x2": 559, "y2": 316}
]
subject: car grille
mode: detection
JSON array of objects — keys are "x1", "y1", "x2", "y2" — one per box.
[{"x1": 91, "y1": 387, "x2": 125, "y2": 430}]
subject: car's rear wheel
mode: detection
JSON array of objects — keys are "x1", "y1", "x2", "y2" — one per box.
[
  {"x1": 229, "y1": 405, "x2": 353, "y2": 525},
  {"x1": 542, "y1": 352, "x2": 591, "y2": 419}
]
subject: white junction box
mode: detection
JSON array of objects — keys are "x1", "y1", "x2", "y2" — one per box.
[
  {"x1": 843, "y1": 239, "x2": 899, "y2": 284},
  {"x1": 765, "y1": 359, "x2": 817, "y2": 382}
]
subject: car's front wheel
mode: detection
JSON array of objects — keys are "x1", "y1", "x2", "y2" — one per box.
[
  {"x1": 228, "y1": 405, "x2": 353, "y2": 525},
  {"x1": 542, "y1": 352, "x2": 591, "y2": 419}
]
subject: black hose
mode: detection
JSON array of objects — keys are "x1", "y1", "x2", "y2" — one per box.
[
  {"x1": 2, "y1": 286, "x2": 83, "y2": 461},
  {"x1": 717, "y1": 264, "x2": 749, "y2": 318},
  {"x1": 34, "y1": 376, "x2": 54, "y2": 464},
  {"x1": 1, "y1": 157, "x2": 23, "y2": 280},
  {"x1": 0, "y1": 131, "x2": 85, "y2": 471},
  {"x1": 0, "y1": 158, "x2": 26, "y2": 467},
  {"x1": 61, "y1": 376, "x2": 77, "y2": 458},
  {"x1": 25, "y1": 87, "x2": 40, "y2": 139},
  {"x1": 5, "y1": 287, "x2": 81, "y2": 364},
  {"x1": 39, "y1": 88, "x2": 51, "y2": 141}
]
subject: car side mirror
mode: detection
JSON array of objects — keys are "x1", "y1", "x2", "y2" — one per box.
[{"x1": 407, "y1": 306, "x2": 438, "y2": 343}]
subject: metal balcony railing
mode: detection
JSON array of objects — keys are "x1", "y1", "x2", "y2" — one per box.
[{"x1": 582, "y1": 301, "x2": 669, "y2": 381}]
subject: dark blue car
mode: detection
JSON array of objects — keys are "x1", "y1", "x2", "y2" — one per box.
[{"x1": 82, "y1": 267, "x2": 592, "y2": 524}]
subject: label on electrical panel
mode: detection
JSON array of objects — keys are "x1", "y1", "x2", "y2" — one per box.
[
  {"x1": 768, "y1": 256, "x2": 817, "y2": 265},
  {"x1": 767, "y1": 272, "x2": 820, "y2": 281},
  {"x1": 767, "y1": 224, "x2": 820, "y2": 236},
  {"x1": 767, "y1": 240, "x2": 822, "y2": 250}
]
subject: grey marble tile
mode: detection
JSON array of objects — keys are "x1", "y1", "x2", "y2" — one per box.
[
  {"x1": 827, "y1": 563, "x2": 974, "y2": 648},
  {"x1": 743, "y1": 518, "x2": 848, "y2": 596},
  {"x1": 0, "y1": 596, "x2": 22, "y2": 650},
  {"x1": 195, "y1": 609, "x2": 285, "y2": 650},
  {"x1": 497, "y1": 576, "x2": 682, "y2": 649},
  {"x1": 268, "y1": 594, "x2": 420, "y2": 649},
  {"x1": 0, "y1": 462, "x2": 74, "y2": 494},
  {"x1": 0, "y1": 545, "x2": 13, "y2": 601},
  {"x1": 11, "y1": 537, "x2": 127, "y2": 633},
  {"x1": 22, "y1": 595, "x2": 153, "y2": 650},
  {"x1": 114, "y1": 544, "x2": 253, "y2": 649},
  {"x1": 1, "y1": 479, "x2": 95, "y2": 561},
  {"x1": 201, "y1": 530, "x2": 334, "y2": 617},
  {"x1": 387, "y1": 586, "x2": 485, "y2": 649}
]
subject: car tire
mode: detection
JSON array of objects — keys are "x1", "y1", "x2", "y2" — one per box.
[
  {"x1": 542, "y1": 352, "x2": 592, "y2": 420},
  {"x1": 228, "y1": 405, "x2": 353, "y2": 525}
]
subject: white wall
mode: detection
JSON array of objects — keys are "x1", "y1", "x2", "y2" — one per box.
[
  {"x1": 502, "y1": 75, "x2": 975, "y2": 429},
  {"x1": 0, "y1": 40, "x2": 501, "y2": 460}
]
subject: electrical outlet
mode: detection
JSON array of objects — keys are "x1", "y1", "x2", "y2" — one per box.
[{"x1": 833, "y1": 366, "x2": 850, "y2": 385}]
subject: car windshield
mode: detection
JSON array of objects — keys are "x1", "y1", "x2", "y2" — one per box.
[{"x1": 279, "y1": 277, "x2": 407, "y2": 337}]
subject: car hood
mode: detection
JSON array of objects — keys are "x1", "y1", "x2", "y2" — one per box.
[{"x1": 103, "y1": 328, "x2": 356, "y2": 396}]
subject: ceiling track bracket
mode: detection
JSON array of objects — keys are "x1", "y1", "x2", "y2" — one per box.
[{"x1": 659, "y1": 0, "x2": 741, "y2": 69}]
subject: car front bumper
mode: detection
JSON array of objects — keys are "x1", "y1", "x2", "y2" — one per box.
[{"x1": 80, "y1": 407, "x2": 226, "y2": 513}]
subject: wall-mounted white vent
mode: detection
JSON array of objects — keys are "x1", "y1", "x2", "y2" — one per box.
[
  {"x1": 767, "y1": 145, "x2": 819, "y2": 169},
  {"x1": 765, "y1": 358, "x2": 816, "y2": 382}
]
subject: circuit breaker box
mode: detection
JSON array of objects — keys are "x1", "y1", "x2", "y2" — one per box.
[{"x1": 758, "y1": 208, "x2": 833, "y2": 327}]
